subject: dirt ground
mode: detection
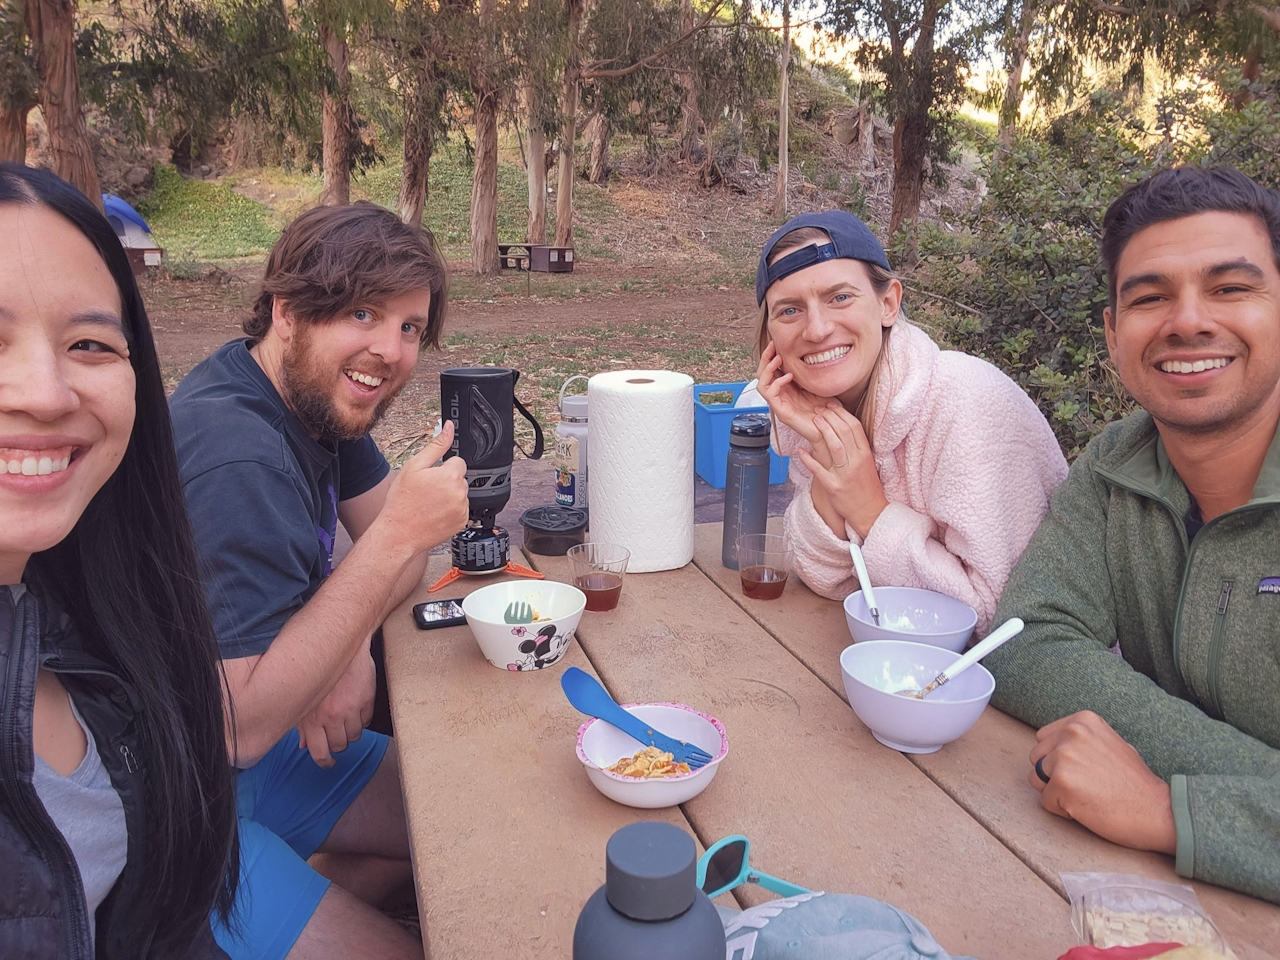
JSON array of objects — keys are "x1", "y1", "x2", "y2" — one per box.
[{"x1": 143, "y1": 259, "x2": 766, "y2": 463}]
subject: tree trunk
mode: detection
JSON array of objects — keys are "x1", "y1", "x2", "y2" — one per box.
[
  {"x1": 525, "y1": 83, "x2": 547, "y2": 243},
  {"x1": 469, "y1": 0, "x2": 499, "y2": 274},
  {"x1": 1234, "y1": 43, "x2": 1262, "y2": 108},
  {"x1": 887, "y1": 0, "x2": 939, "y2": 263},
  {"x1": 773, "y1": 0, "x2": 790, "y2": 219},
  {"x1": 996, "y1": 0, "x2": 1037, "y2": 150},
  {"x1": 859, "y1": 103, "x2": 875, "y2": 170},
  {"x1": 0, "y1": 101, "x2": 31, "y2": 163},
  {"x1": 889, "y1": 112, "x2": 927, "y2": 263},
  {"x1": 320, "y1": 22, "x2": 351, "y2": 206},
  {"x1": 677, "y1": 0, "x2": 700, "y2": 161},
  {"x1": 470, "y1": 88, "x2": 499, "y2": 273},
  {"x1": 24, "y1": 0, "x2": 101, "y2": 209},
  {"x1": 735, "y1": 0, "x2": 750, "y2": 138},
  {"x1": 554, "y1": 0, "x2": 584, "y2": 249},
  {"x1": 398, "y1": 90, "x2": 435, "y2": 225},
  {"x1": 586, "y1": 112, "x2": 611, "y2": 184}
]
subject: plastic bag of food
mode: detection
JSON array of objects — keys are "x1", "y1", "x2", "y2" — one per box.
[{"x1": 1060, "y1": 873, "x2": 1233, "y2": 956}]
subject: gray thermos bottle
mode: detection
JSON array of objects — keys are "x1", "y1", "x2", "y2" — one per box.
[
  {"x1": 573, "y1": 822, "x2": 725, "y2": 960},
  {"x1": 721, "y1": 413, "x2": 772, "y2": 569}
]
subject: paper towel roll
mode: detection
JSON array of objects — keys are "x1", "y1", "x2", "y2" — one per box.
[{"x1": 588, "y1": 370, "x2": 695, "y2": 573}]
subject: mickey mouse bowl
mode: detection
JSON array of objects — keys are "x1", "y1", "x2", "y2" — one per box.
[
  {"x1": 461, "y1": 581, "x2": 586, "y2": 672},
  {"x1": 576, "y1": 703, "x2": 728, "y2": 809},
  {"x1": 844, "y1": 587, "x2": 978, "y2": 652}
]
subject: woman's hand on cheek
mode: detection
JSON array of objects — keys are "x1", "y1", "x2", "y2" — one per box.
[
  {"x1": 800, "y1": 405, "x2": 889, "y2": 541},
  {"x1": 757, "y1": 342, "x2": 826, "y2": 444}
]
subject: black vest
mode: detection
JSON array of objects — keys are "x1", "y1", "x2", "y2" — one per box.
[{"x1": 0, "y1": 587, "x2": 227, "y2": 960}]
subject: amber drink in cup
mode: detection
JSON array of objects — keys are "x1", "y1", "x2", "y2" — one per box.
[
  {"x1": 567, "y1": 542, "x2": 630, "y2": 612},
  {"x1": 737, "y1": 533, "x2": 789, "y2": 600}
]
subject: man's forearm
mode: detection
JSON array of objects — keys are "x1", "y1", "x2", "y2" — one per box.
[
  {"x1": 228, "y1": 522, "x2": 418, "y2": 763},
  {"x1": 380, "y1": 550, "x2": 428, "y2": 625}
]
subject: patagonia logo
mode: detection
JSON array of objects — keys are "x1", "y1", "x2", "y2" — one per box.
[{"x1": 1260, "y1": 577, "x2": 1280, "y2": 595}]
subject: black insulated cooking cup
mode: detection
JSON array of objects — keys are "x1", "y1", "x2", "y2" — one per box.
[{"x1": 440, "y1": 367, "x2": 545, "y2": 570}]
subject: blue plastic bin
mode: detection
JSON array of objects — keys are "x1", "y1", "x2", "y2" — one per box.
[{"x1": 693, "y1": 382, "x2": 790, "y2": 489}]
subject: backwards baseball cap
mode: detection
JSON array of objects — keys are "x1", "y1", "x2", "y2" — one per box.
[{"x1": 756, "y1": 210, "x2": 892, "y2": 306}]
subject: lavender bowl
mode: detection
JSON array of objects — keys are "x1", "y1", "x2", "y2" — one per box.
[{"x1": 843, "y1": 587, "x2": 978, "y2": 652}]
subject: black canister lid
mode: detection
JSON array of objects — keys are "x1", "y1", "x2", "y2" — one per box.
[
  {"x1": 520, "y1": 505, "x2": 588, "y2": 534},
  {"x1": 604, "y1": 822, "x2": 698, "y2": 922},
  {"x1": 729, "y1": 413, "x2": 772, "y2": 448}
]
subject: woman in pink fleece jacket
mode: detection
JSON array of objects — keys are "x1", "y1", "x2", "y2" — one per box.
[{"x1": 754, "y1": 211, "x2": 1067, "y2": 634}]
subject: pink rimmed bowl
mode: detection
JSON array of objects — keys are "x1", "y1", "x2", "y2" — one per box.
[{"x1": 575, "y1": 703, "x2": 728, "y2": 809}]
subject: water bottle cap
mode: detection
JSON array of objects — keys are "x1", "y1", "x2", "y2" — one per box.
[
  {"x1": 561, "y1": 395, "x2": 589, "y2": 421},
  {"x1": 604, "y1": 822, "x2": 697, "y2": 921},
  {"x1": 729, "y1": 413, "x2": 772, "y2": 447}
]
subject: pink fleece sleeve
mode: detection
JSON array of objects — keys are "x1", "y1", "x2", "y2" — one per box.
[
  {"x1": 781, "y1": 455, "x2": 860, "y2": 600},
  {"x1": 858, "y1": 388, "x2": 1067, "y2": 635}
]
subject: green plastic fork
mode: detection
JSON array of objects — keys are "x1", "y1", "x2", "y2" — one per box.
[{"x1": 504, "y1": 601, "x2": 534, "y2": 624}]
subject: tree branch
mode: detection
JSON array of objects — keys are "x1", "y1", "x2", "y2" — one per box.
[
  {"x1": 580, "y1": 0, "x2": 727, "y2": 80},
  {"x1": 1252, "y1": 2, "x2": 1280, "y2": 34}
]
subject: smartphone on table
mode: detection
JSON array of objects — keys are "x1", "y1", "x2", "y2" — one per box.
[{"x1": 413, "y1": 598, "x2": 466, "y2": 630}]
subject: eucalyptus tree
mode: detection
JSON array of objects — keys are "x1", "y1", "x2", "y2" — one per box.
[
  {"x1": 823, "y1": 0, "x2": 998, "y2": 256},
  {"x1": 551, "y1": 0, "x2": 728, "y2": 247},
  {"x1": 14, "y1": 0, "x2": 101, "y2": 204},
  {"x1": 0, "y1": 0, "x2": 35, "y2": 162}
]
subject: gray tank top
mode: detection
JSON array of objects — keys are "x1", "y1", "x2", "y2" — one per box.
[{"x1": 32, "y1": 693, "x2": 129, "y2": 951}]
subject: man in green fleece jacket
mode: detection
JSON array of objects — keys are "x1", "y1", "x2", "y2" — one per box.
[{"x1": 986, "y1": 165, "x2": 1280, "y2": 905}]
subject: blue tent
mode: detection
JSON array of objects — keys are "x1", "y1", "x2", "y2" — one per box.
[{"x1": 102, "y1": 193, "x2": 151, "y2": 236}]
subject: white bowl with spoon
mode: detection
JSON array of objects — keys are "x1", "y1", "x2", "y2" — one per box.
[
  {"x1": 843, "y1": 538, "x2": 978, "y2": 652},
  {"x1": 839, "y1": 619, "x2": 1023, "y2": 753}
]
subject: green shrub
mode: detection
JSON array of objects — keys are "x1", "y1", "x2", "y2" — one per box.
[
  {"x1": 912, "y1": 94, "x2": 1153, "y2": 457},
  {"x1": 139, "y1": 165, "x2": 280, "y2": 260}
]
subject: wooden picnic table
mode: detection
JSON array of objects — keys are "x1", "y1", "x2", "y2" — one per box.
[{"x1": 384, "y1": 522, "x2": 1280, "y2": 960}]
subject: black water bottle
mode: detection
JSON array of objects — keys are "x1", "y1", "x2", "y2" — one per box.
[
  {"x1": 721, "y1": 413, "x2": 772, "y2": 569},
  {"x1": 573, "y1": 822, "x2": 724, "y2": 960}
]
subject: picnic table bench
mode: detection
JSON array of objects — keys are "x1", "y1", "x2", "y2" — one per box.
[
  {"x1": 384, "y1": 520, "x2": 1280, "y2": 960},
  {"x1": 498, "y1": 243, "x2": 532, "y2": 270}
]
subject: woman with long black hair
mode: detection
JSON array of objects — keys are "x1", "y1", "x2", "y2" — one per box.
[{"x1": 0, "y1": 163, "x2": 238, "y2": 958}]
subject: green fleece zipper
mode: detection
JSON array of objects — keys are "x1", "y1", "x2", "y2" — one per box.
[
  {"x1": 1095, "y1": 455, "x2": 1271, "y2": 717},
  {"x1": 1208, "y1": 580, "x2": 1233, "y2": 720}
]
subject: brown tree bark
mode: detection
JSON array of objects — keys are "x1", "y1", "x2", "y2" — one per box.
[
  {"x1": 677, "y1": 0, "x2": 700, "y2": 161},
  {"x1": 586, "y1": 111, "x2": 611, "y2": 184},
  {"x1": 320, "y1": 22, "x2": 351, "y2": 206},
  {"x1": 525, "y1": 83, "x2": 547, "y2": 244},
  {"x1": 399, "y1": 87, "x2": 435, "y2": 225},
  {"x1": 889, "y1": 113, "x2": 927, "y2": 265},
  {"x1": 469, "y1": 0, "x2": 499, "y2": 274},
  {"x1": 859, "y1": 103, "x2": 875, "y2": 171},
  {"x1": 886, "y1": 0, "x2": 940, "y2": 263},
  {"x1": 554, "y1": 0, "x2": 585, "y2": 249},
  {"x1": 24, "y1": 0, "x2": 101, "y2": 208},
  {"x1": 0, "y1": 101, "x2": 32, "y2": 163},
  {"x1": 997, "y1": 0, "x2": 1037, "y2": 150},
  {"x1": 773, "y1": 0, "x2": 790, "y2": 219}
]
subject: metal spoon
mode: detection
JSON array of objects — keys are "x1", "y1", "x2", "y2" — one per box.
[
  {"x1": 848, "y1": 538, "x2": 880, "y2": 625},
  {"x1": 895, "y1": 617, "x2": 1025, "y2": 699}
]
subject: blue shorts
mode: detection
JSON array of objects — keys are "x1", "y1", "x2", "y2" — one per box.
[{"x1": 211, "y1": 729, "x2": 390, "y2": 960}]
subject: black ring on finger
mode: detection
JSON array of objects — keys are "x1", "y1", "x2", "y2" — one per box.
[{"x1": 1035, "y1": 757, "x2": 1050, "y2": 784}]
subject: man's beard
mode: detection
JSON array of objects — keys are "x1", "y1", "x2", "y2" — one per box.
[{"x1": 279, "y1": 327, "x2": 403, "y2": 441}]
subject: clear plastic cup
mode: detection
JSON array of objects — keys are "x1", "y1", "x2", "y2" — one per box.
[
  {"x1": 736, "y1": 533, "x2": 790, "y2": 601},
  {"x1": 567, "y1": 542, "x2": 630, "y2": 612}
]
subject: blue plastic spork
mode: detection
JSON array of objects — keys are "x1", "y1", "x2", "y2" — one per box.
[{"x1": 560, "y1": 667, "x2": 713, "y2": 770}]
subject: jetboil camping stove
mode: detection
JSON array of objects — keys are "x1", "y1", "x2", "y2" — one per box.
[{"x1": 428, "y1": 367, "x2": 546, "y2": 592}]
